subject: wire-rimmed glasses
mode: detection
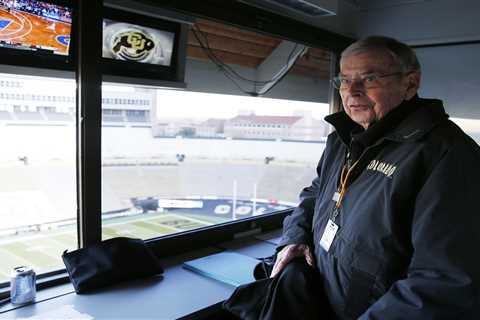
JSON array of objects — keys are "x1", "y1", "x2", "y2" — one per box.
[{"x1": 331, "y1": 72, "x2": 404, "y2": 90}]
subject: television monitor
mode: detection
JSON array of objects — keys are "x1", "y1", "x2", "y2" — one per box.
[
  {"x1": 102, "y1": 8, "x2": 186, "y2": 85},
  {"x1": 103, "y1": 19, "x2": 174, "y2": 66},
  {"x1": 0, "y1": 0, "x2": 73, "y2": 67}
]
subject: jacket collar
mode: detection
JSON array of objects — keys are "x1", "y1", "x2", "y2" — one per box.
[
  {"x1": 325, "y1": 96, "x2": 449, "y2": 146},
  {"x1": 385, "y1": 98, "x2": 448, "y2": 142}
]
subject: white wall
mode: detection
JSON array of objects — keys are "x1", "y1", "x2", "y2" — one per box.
[
  {"x1": 301, "y1": 0, "x2": 480, "y2": 120},
  {"x1": 352, "y1": 0, "x2": 480, "y2": 44},
  {"x1": 333, "y1": 0, "x2": 480, "y2": 119},
  {"x1": 416, "y1": 43, "x2": 480, "y2": 119}
]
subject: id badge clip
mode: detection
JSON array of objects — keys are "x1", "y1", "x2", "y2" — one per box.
[{"x1": 319, "y1": 219, "x2": 338, "y2": 252}]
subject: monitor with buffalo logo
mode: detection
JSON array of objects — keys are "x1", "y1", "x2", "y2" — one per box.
[
  {"x1": 103, "y1": 19, "x2": 174, "y2": 66},
  {"x1": 102, "y1": 8, "x2": 186, "y2": 86}
]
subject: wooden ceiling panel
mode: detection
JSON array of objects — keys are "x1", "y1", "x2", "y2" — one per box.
[
  {"x1": 296, "y1": 55, "x2": 330, "y2": 70},
  {"x1": 307, "y1": 47, "x2": 331, "y2": 60},
  {"x1": 186, "y1": 19, "x2": 331, "y2": 79},
  {"x1": 195, "y1": 19, "x2": 281, "y2": 47},
  {"x1": 187, "y1": 46, "x2": 262, "y2": 69},
  {"x1": 188, "y1": 32, "x2": 276, "y2": 59},
  {"x1": 290, "y1": 65, "x2": 330, "y2": 79}
]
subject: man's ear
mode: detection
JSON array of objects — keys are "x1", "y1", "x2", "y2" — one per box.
[{"x1": 405, "y1": 71, "x2": 421, "y2": 100}]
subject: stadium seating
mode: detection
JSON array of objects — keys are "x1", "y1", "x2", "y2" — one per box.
[
  {"x1": 126, "y1": 114, "x2": 148, "y2": 122},
  {"x1": 45, "y1": 112, "x2": 74, "y2": 121},
  {"x1": 102, "y1": 114, "x2": 125, "y2": 122},
  {"x1": 0, "y1": 110, "x2": 12, "y2": 120},
  {"x1": 15, "y1": 111, "x2": 45, "y2": 121}
]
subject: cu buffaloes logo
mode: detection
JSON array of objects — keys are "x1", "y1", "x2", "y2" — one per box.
[{"x1": 111, "y1": 29, "x2": 155, "y2": 62}]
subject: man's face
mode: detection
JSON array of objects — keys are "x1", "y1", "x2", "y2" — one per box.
[{"x1": 339, "y1": 50, "x2": 419, "y2": 129}]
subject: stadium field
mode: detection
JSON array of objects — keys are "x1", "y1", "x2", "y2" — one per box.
[{"x1": 0, "y1": 213, "x2": 216, "y2": 282}]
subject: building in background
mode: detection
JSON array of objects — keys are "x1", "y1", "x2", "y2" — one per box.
[
  {"x1": 224, "y1": 111, "x2": 328, "y2": 141},
  {"x1": 0, "y1": 75, "x2": 155, "y2": 127},
  {"x1": 195, "y1": 118, "x2": 225, "y2": 138}
]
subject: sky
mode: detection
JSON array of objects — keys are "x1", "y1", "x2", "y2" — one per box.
[{"x1": 154, "y1": 88, "x2": 330, "y2": 120}]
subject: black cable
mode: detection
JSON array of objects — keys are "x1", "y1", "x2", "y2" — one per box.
[
  {"x1": 191, "y1": 25, "x2": 306, "y2": 96},
  {"x1": 191, "y1": 27, "x2": 258, "y2": 95},
  {"x1": 259, "y1": 44, "x2": 306, "y2": 96},
  {"x1": 192, "y1": 26, "x2": 276, "y2": 88},
  {"x1": 257, "y1": 62, "x2": 295, "y2": 96},
  {"x1": 192, "y1": 26, "x2": 277, "y2": 85}
]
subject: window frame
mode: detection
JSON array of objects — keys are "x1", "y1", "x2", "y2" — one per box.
[
  {"x1": 86, "y1": 0, "x2": 350, "y2": 250},
  {"x1": 0, "y1": 0, "x2": 349, "y2": 295}
]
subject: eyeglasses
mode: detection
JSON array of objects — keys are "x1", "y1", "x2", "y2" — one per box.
[{"x1": 331, "y1": 72, "x2": 404, "y2": 90}]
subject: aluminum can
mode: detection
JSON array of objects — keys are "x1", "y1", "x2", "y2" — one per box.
[{"x1": 10, "y1": 266, "x2": 36, "y2": 304}]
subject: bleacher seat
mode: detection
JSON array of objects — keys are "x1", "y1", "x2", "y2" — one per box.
[
  {"x1": 15, "y1": 112, "x2": 44, "y2": 121},
  {"x1": 0, "y1": 111, "x2": 12, "y2": 120},
  {"x1": 45, "y1": 112, "x2": 74, "y2": 121},
  {"x1": 102, "y1": 115, "x2": 125, "y2": 122},
  {"x1": 126, "y1": 115, "x2": 148, "y2": 123}
]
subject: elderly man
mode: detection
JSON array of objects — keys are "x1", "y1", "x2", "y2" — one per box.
[{"x1": 270, "y1": 36, "x2": 480, "y2": 319}]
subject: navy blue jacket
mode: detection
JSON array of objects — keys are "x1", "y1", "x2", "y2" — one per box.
[{"x1": 279, "y1": 98, "x2": 480, "y2": 319}]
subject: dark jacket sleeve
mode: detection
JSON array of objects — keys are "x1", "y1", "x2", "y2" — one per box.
[
  {"x1": 359, "y1": 143, "x2": 480, "y2": 319},
  {"x1": 277, "y1": 139, "x2": 330, "y2": 250}
]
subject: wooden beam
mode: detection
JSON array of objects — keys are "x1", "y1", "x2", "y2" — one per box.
[
  {"x1": 290, "y1": 64, "x2": 330, "y2": 79},
  {"x1": 296, "y1": 55, "x2": 330, "y2": 70},
  {"x1": 187, "y1": 44, "x2": 331, "y2": 77},
  {"x1": 305, "y1": 47, "x2": 331, "y2": 61},
  {"x1": 195, "y1": 19, "x2": 281, "y2": 47},
  {"x1": 188, "y1": 31, "x2": 275, "y2": 59},
  {"x1": 187, "y1": 46, "x2": 262, "y2": 68}
]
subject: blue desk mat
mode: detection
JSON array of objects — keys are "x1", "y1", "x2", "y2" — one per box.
[{"x1": 183, "y1": 251, "x2": 258, "y2": 287}]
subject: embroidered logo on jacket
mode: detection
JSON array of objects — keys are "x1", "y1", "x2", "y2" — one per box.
[{"x1": 366, "y1": 159, "x2": 397, "y2": 178}]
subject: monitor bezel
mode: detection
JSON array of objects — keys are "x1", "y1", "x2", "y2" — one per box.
[
  {"x1": 101, "y1": 8, "x2": 183, "y2": 83},
  {"x1": 0, "y1": 0, "x2": 75, "y2": 70}
]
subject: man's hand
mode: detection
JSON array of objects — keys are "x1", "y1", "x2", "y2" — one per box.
[{"x1": 270, "y1": 244, "x2": 315, "y2": 278}]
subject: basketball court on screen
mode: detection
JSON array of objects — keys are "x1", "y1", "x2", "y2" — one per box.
[{"x1": 0, "y1": 3, "x2": 70, "y2": 55}]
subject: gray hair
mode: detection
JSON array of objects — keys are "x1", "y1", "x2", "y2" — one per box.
[{"x1": 341, "y1": 36, "x2": 421, "y2": 73}]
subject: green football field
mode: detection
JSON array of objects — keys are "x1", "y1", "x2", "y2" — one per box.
[{"x1": 0, "y1": 213, "x2": 225, "y2": 283}]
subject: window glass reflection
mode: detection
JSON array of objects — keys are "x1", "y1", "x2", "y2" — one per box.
[{"x1": 0, "y1": 74, "x2": 77, "y2": 283}]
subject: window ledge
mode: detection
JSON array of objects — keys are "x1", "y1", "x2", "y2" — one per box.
[{"x1": 0, "y1": 231, "x2": 280, "y2": 319}]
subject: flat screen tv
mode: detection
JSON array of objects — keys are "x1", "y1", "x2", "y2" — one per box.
[
  {"x1": 0, "y1": 0, "x2": 73, "y2": 68},
  {"x1": 102, "y1": 8, "x2": 186, "y2": 85}
]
